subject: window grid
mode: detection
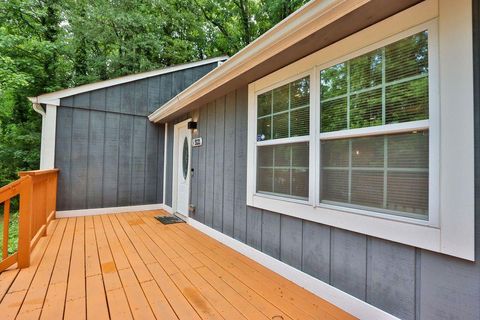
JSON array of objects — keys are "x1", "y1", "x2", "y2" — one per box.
[
  {"x1": 257, "y1": 144, "x2": 309, "y2": 200},
  {"x1": 257, "y1": 76, "x2": 310, "y2": 141}
]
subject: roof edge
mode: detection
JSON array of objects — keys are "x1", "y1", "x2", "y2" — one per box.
[
  {"x1": 148, "y1": 0, "x2": 369, "y2": 122},
  {"x1": 29, "y1": 56, "x2": 228, "y2": 106}
]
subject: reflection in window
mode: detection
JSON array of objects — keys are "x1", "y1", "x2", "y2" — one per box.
[
  {"x1": 320, "y1": 31, "x2": 429, "y2": 132},
  {"x1": 257, "y1": 76, "x2": 310, "y2": 141}
]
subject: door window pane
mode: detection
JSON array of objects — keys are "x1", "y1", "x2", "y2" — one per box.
[{"x1": 182, "y1": 137, "x2": 189, "y2": 180}]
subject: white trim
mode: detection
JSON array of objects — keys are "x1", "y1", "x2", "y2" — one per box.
[
  {"x1": 438, "y1": 0, "x2": 474, "y2": 258},
  {"x1": 39, "y1": 104, "x2": 57, "y2": 169},
  {"x1": 318, "y1": 120, "x2": 430, "y2": 140},
  {"x1": 163, "y1": 123, "x2": 168, "y2": 205},
  {"x1": 256, "y1": 135, "x2": 309, "y2": 146},
  {"x1": 56, "y1": 204, "x2": 164, "y2": 218},
  {"x1": 172, "y1": 118, "x2": 192, "y2": 215},
  {"x1": 161, "y1": 204, "x2": 174, "y2": 214},
  {"x1": 28, "y1": 56, "x2": 227, "y2": 106},
  {"x1": 187, "y1": 218, "x2": 399, "y2": 320},
  {"x1": 149, "y1": 0, "x2": 370, "y2": 122},
  {"x1": 247, "y1": 0, "x2": 475, "y2": 260}
]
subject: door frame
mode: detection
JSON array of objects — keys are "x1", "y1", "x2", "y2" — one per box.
[{"x1": 172, "y1": 118, "x2": 192, "y2": 218}]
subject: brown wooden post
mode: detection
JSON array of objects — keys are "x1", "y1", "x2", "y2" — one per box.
[{"x1": 17, "y1": 176, "x2": 33, "y2": 268}]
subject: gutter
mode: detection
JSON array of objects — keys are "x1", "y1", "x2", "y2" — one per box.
[{"x1": 28, "y1": 97, "x2": 46, "y2": 117}]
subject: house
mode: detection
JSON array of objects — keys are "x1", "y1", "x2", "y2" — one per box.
[{"x1": 9, "y1": 0, "x2": 478, "y2": 319}]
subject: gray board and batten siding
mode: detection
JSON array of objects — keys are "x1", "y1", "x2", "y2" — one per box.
[
  {"x1": 164, "y1": 5, "x2": 480, "y2": 317},
  {"x1": 55, "y1": 62, "x2": 218, "y2": 211}
]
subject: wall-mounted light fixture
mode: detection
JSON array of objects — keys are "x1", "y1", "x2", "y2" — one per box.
[{"x1": 187, "y1": 121, "x2": 197, "y2": 130}]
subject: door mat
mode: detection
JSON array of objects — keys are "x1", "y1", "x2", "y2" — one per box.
[{"x1": 155, "y1": 215, "x2": 185, "y2": 225}]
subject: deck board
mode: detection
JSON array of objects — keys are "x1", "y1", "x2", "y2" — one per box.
[{"x1": 0, "y1": 210, "x2": 355, "y2": 319}]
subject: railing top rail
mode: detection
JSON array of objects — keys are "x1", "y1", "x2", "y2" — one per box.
[
  {"x1": 18, "y1": 169, "x2": 59, "y2": 177},
  {"x1": 0, "y1": 175, "x2": 31, "y2": 195}
]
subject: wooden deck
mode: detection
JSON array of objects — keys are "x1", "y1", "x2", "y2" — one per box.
[{"x1": 0, "y1": 210, "x2": 354, "y2": 320}]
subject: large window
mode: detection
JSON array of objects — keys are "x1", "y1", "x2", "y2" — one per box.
[
  {"x1": 256, "y1": 76, "x2": 310, "y2": 200},
  {"x1": 248, "y1": 4, "x2": 475, "y2": 260},
  {"x1": 319, "y1": 31, "x2": 430, "y2": 219}
]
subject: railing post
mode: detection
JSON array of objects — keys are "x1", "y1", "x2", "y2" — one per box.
[{"x1": 17, "y1": 176, "x2": 33, "y2": 268}]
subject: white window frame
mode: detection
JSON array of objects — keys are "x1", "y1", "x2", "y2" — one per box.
[
  {"x1": 246, "y1": 0, "x2": 475, "y2": 260},
  {"x1": 254, "y1": 70, "x2": 315, "y2": 205},
  {"x1": 315, "y1": 22, "x2": 438, "y2": 225}
]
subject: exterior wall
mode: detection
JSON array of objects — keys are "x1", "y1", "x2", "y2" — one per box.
[
  {"x1": 167, "y1": 24, "x2": 480, "y2": 319},
  {"x1": 55, "y1": 63, "x2": 217, "y2": 211}
]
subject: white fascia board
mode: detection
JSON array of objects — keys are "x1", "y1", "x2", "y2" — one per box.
[
  {"x1": 148, "y1": 0, "x2": 369, "y2": 123},
  {"x1": 28, "y1": 56, "x2": 228, "y2": 105}
]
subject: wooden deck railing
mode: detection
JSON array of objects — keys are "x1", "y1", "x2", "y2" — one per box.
[{"x1": 0, "y1": 169, "x2": 58, "y2": 272}]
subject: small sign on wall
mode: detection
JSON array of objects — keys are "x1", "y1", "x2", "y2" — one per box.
[{"x1": 192, "y1": 137, "x2": 203, "y2": 147}]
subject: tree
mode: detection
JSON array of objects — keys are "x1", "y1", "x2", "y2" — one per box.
[{"x1": 0, "y1": 0, "x2": 309, "y2": 186}]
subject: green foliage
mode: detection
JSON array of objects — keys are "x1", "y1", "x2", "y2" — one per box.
[
  {"x1": 320, "y1": 31, "x2": 429, "y2": 133},
  {"x1": 0, "y1": 212, "x2": 19, "y2": 256},
  {"x1": 0, "y1": 0, "x2": 310, "y2": 190}
]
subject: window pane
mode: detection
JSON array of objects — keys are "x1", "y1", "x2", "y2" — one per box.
[
  {"x1": 350, "y1": 49, "x2": 383, "y2": 91},
  {"x1": 388, "y1": 131, "x2": 428, "y2": 168},
  {"x1": 320, "y1": 63, "x2": 347, "y2": 100},
  {"x1": 350, "y1": 88, "x2": 383, "y2": 129},
  {"x1": 274, "y1": 144, "x2": 290, "y2": 167},
  {"x1": 291, "y1": 77, "x2": 310, "y2": 109},
  {"x1": 351, "y1": 136, "x2": 384, "y2": 167},
  {"x1": 257, "y1": 92, "x2": 272, "y2": 117},
  {"x1": 257, "y1": 145, "x2": 273, "y2": 167},
  {"x1": 321, "y1": 169, "x2": 348, "y2": 203},
  {"x1": 321, "y1": 139, "x2": 349, "y2": 167},
  {"x1": 385, "y1": 31, "x2": 428, "y2": 82},
  {"x1": 257, "y1": 117, "x2": 271, "y2": 141},
  {"x1": 272, "y1": 84, "x2": 289, "y2": 113},
  {"x1": 257, "y1": 168, "x2": 273, "y2": 193},
  {"x1": 257, "y1": 142, "x2": 309, "y2": 199},
  {"x1": 351, "y1": 170, "x2": 384, "y2": 208},
  {"x1": 257, "y1": 76, "x2": 310, "y2": 141},
  {"x1": 291, "y1": 143, "x2": 309, "y2": 167},
  {"x1": 292, "y1": 169, "x2": 309, "y2": 198},
  {"x1": 273, "y1": 113, "x2": 289, "y2": 139},
  {"x1": 320, "y1": 131, "x2": 429, "y2": 218},
  {"x1": 290, "y1": 107, "x2": 309, "y2": 137},
  {"x1": 387, "y1": 172, "x2": 428, "y2": 215},
  {"x1": 274, "y1": 169, "x2": 291, "y2": 195},
  {"x1": 321, "y1": 97, "x2": 347, "y2": 132},
  {"x1": 386, "y1": 77, "x2": 428, "y2": 124}
]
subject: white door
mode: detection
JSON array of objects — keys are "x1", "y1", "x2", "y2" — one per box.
[{"x1": 174, "y1": 122, "x2": 191, "y2": 216}]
